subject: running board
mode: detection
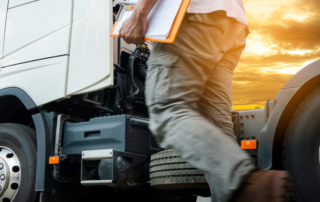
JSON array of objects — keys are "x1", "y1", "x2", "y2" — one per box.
[
  {"x1": 81, "y1": 149, "x2": 149, "y2": 187},
  {"x1": 82, "y1": 149, "x2": 113, "y2": 160},
  {"x1": 81, "y1": 180, "x2": 113, "y2": 186},
  {"x1": 81, "y1": 149, "x2": 114, "y2": 186}
]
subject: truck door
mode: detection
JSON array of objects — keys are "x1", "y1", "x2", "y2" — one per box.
[
  {"x1": 0, "y1": 0, "x2": 113, "y2": 105},
  {"x1": 3, "y1": 0, "x2": 72, "y2": 66},
  {"x1": 0, "y1": 0, "x2": 72, "y2": 106},
  {"x1": 66, "y1": 0, "x2": 114, "y2": 96}
]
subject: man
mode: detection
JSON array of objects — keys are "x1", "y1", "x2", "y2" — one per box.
[{"x1": 119, "y1": 0, "x2": 290, "y2": 201}]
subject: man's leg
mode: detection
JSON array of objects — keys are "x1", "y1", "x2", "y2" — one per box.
[
  {"x1": 198, "y1": 45, "x2": 247, "y2": 141},
  {"x1": 148, "y1": 103, "x2": 254, "y2": 202},
  {"x1": 146, "y1": 13, "x2": 255, "y2": 202},
  {"x1": 196, "y1": 40, "x2": 253, "y2": 201}
]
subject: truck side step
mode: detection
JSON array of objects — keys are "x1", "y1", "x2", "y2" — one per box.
[
  {"x1": 81, "y1": 149, "x2": 114, "y2": 186},
  {"x1": 82, "y1": 149, "x2": 113, "y2": 160},
  {"x1": 81, "y1": 180, "x2": 113, "y2": 186},
  {"x1": 80, "y1": 149, "x2": 149, "y2": 187}
]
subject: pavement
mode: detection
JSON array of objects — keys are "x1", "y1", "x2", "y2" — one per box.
[{"x1": 197, "y1": 196, "x2": 211, "y2": 202}]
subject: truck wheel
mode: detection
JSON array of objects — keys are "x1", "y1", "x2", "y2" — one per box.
[
  {"x1": 150, "y1": 150, "x2": 209, "y2": 190},
  {"x1": 0, "y1": 123, "x2": 37, "y2": 202},
  {"x1": 284, "y1": 86, "x2": 320, "y2": 202}
]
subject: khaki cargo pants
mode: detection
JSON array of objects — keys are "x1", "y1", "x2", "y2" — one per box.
[{"x1": 145, "y1": 11, "x2": 255, "y2": 202}]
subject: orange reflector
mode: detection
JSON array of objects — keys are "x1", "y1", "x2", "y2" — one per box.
[
  {"x1": 241, "y1": 140, "x2": 257, "y2": 150},
  {"x1": 128, "y1": 5, "x2": 134, "y2": 11},
  {"x1": 49, "y1": 156, "x2": 60, "y2": 164}
]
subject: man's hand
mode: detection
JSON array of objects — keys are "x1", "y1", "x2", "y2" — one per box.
[
  {"x1": 118, "y1": 0, "x2": 157, "y2": 45},
  {"x1": 118, "y1": 12, "x2": 147, "y2": 45}
]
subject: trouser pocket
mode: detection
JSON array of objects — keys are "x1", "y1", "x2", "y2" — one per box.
[{"x1": 145, "y1": 54, "x2": 178, "y2": 106}]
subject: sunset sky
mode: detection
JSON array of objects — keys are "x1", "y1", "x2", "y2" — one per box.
[{"x1": 232, "y1": 0, "x2": 320, "y2": 110}]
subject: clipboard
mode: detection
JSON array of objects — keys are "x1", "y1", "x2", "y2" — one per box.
[{"x1": 110, "y1": 0, "x2": 191, "y2": 44}]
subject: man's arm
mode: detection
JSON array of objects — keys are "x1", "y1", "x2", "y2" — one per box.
[{"x1": 118, "y1": 0, "x2": 157, "y2": 45}]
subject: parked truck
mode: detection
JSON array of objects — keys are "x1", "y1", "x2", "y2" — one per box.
[{"x1": 0, "y1": 0, "x2": 319, "y2": 201}]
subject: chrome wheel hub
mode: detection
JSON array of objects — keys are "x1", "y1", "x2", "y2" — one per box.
[{"x1": 0, "y1": 147, "x2": 21, "y2": 201}]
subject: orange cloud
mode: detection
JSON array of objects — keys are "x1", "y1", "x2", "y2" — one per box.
[{"x1": 233, "y1": 0, "x2": 320, "y2": 110}]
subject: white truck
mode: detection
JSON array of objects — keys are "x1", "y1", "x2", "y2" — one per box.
[{"x1": 0, "y1": 0, "x2": 319, "y2": 201}]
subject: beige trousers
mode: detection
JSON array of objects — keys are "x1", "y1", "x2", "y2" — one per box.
[{"x1": 145, "y1": 12, "x2": 254, "y2": 202}]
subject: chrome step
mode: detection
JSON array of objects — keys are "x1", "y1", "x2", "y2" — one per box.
[
  {"x1": 81, "y1": 149, "x2": 114, "y2": 186},
  {"x1": 81, "y1": 180, "x2": 113, "y2": 186},
  {"x1": 82, "y1": 149, "x2": 113, "y2": 160}
]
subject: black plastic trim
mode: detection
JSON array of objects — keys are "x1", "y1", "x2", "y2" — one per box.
[
  {"x1": 0, "y1": 87, "x2": 37, "y2": 110},
  {"x1": 32, "y1": 111, "x2": 55, "y2": 192},
  {"x1": 0, "y1": 88, "x2": 54, "y2": 191}
]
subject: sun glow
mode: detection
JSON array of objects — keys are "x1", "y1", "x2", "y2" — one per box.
[
  {"x1": 283, "y1": 49, "x2": 313, "y2": 55},
  {"x1": 232, "y1": 0, "x2": 320, "y2": 110},
  {"x1": 283, "y1": 14, "x2": 309, "y2": 22},
  {"x1": 243, "y1": 33, "x2": 277, "y2": 56}
]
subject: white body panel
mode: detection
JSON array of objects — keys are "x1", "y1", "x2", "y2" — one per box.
[
  {"x1": 3, "y1": 25, "x2": 70, "y2": 66},
  {"x1": 0, "y1": 0, "x2": 8, "y2": 59},
  {"x1": 67, "y1": 0, "x2": 113, "y2": 95},
  {"x1": 8, "y1": 0, "x2": 38, "y2": 8},
  {"x1": 4, "y1": 0, "x2": 72, "y2": 66},
  {"x1": 74, "y1": 76, "x2": 113, "y2": 95},
  {"x1": 0, "y1": 56, "x2": 68, "y2": 105},
  {"x1": 0, "y1": 0, "x2": 114, "y2": 106}
]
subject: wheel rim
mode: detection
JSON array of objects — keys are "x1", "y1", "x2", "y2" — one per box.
[{"x1": 0, "y1": 147, "x2": 21, "y2": 202}]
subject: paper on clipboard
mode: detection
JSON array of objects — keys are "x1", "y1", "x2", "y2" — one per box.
[{"x1": 113, "y1": 0, "x2": 183, "y2": 40}]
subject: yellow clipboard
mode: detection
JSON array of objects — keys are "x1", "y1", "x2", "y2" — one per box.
[{"x1": 110, "y1": 0, "x2": 191, "y2": 44}]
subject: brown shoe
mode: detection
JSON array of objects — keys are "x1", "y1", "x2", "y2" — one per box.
[{"x1": 234, "y1": 170, "x2": 291, "y2": 202}]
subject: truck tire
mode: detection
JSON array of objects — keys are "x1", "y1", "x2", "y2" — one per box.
[
  {"x1": 283, "y1": 86, "x2": 320, "y2": 202},
  {"x1": 150, "y1": 150, "x2": 208, "y2": 190},
  {"x1": 0, "y1": 123, "x2": 37, "y2": 202}
]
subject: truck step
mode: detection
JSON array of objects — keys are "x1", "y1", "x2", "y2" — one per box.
[
  {"x1": 81, "y1": 149, "x2": 114, "y2": 186},
  {"x1": 82, "y1": 149, "x2": 113, "y2": 160},
  {"x1": 81, "y1": 180, "x2": 113, "y2": 186}
]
